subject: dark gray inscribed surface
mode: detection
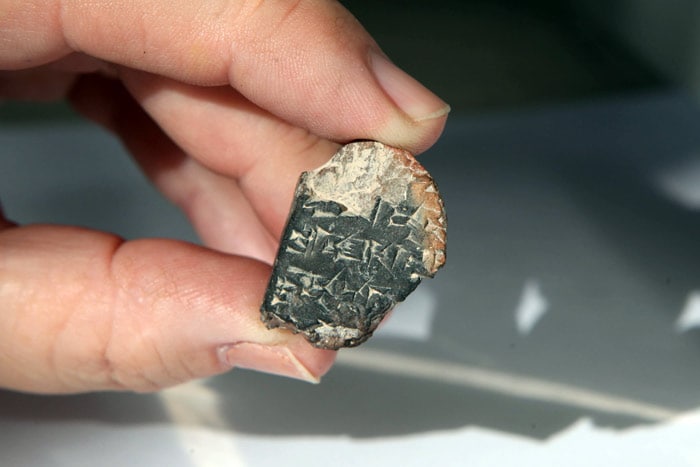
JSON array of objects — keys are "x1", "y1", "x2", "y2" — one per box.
[{"x1": 261, "y1": 142, "x2": 446, "y2": 349}]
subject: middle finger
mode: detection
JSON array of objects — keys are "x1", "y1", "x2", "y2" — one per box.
[{"x1": 120, "y1": 69, "x2": 340, "y2": 239}]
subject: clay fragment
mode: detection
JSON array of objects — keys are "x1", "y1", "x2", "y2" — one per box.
[{"x1": 260, "y1": 141, "x2": 446, "y2": 350}]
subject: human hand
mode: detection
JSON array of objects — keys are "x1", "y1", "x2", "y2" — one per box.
[{"x1": 0, "y1": 0, "x2": 449, "y2": 393}]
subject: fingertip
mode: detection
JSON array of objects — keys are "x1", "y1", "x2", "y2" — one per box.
[
  {"x1": 220, "y1": 339, "x2": 336, "y2": 384},
  {"x1": 369, "y1": 50, "x2": 450, "y2": 126},
  {"x1": 376, "y1": 109, "x2": 450, "y2": 155},
  {"x1": 280, "y1": 336, "x2": 337, "y2": 382},
  {"x1": 218, "y1": 0, "x2": 448, "y2": 155}
]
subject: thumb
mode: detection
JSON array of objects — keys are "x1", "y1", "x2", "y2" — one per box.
[
  {"x1": 1, "y1": 0, "x2": 448, "y2": 153},
  {"x1": 0, "y1": 225, "x2": 335, "y2": 394}
]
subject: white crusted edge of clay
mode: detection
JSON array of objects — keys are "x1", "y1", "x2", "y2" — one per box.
[{"x1": 303, "y1": 141, "x2": 423, "y2": 217}]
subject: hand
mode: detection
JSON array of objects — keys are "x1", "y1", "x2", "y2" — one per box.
[{"x1": 0, "y1": 0, "x2": 449, "y2": 393}]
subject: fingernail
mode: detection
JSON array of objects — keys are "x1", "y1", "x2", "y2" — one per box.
[
  {"x1": 219, "y1": 342, "x2": 320, "y2": 384},
  {"x1": 370, "y1": 50, "x2": 450, "y2": 122}
]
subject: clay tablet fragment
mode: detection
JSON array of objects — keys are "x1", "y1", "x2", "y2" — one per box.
[{"x1": 260, "y1": 141, "x2": 446, "y2": 350}]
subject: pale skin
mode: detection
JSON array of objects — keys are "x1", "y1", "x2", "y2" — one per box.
[{"x1": 0, "y1": 0, "x2": 449, "y2": 393}]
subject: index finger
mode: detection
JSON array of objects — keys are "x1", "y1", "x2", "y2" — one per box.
[{"x1": 0, "y1": 0, "x2": 448, "y2": 153}]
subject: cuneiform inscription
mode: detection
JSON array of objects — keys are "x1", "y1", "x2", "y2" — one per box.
[{"x1": 262, "y1": 194, "x2": 428, "y2": 346}]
